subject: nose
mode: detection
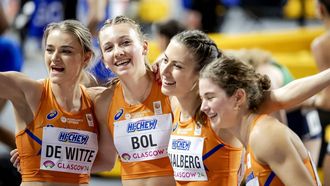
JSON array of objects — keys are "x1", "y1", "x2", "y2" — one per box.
[
  {"x1": 200, "y1": 99, "x2": 209, "y2": 113},
  {"x1": 113, "y1": 45, "x2": 124, "y2": 58},
  {"x1": 160, "y1": 61, "x2": 171, "y2": 77},
  {"x1": 51, "y1": 50, "x2": 59, "y2": 63}
]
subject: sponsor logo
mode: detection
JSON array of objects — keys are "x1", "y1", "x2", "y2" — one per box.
[
  {"x1": 246, "y1": 172, "x2": 255, "y2": 183},
  {"x1": 154, "y1": 102, "x2": 160, "y2": 109},
  {"x1": 46, "y1": 110, "x2": 58, "y2": 120},
  {"x1": 86, "y1": 113, "x2": 94, "y2": 127},
  {"x1": 172, "y1": 139, "x2": 191, "y2": 150},
  {"x1": 127, "y1": 119, "x2": 157, "y2": 133},
  {"x1": 114, "y1": 109, "x2": 124, "y2": 120},
  {"x1": 153, "y1": 101, "x2": 162, "y2": 115},
  {"x1": 60, "y1": 117, "x2": 82, "y2": 124},
  {"x1": 121, "y1": 153, "x2": 131, "y2": 161},
  {"x1": 125, "y1": 113, "x2": 131, "y2": 120},
  {"x1": 43, "y1": 160, "x2": 55, "y2": 168},
  {"x1": 61, "y1": 116, "x2": 67, "y2": 123},
  {"x1": 58, "y1": 132, "x2": 89, "y2": 144}
]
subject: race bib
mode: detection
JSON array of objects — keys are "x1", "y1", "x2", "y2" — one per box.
[
  {"x1": 168, "y1": 135, "x2": 207, "y2": 181},
  {"x1": 303, "y1": 109, "x2": 322, "y2": 137},
  {"x1": 114, "y1": 114, "x2": 172, "y2": 162},
  {"x1": 246, "y1": 177, "x2": 259, "y2": 186},
  {"x1": 40, "y1": 127, "x2": 98, "y2": 174},
  {"x1": 246, "y1": 171, "x2": 259, "y2": 186}
]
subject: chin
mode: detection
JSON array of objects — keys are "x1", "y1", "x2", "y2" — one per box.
[
  {"x1": 161, "y1": 87, "x2": 173, "y2": 96},
  {"x1": 49, "y1": 78, "x2": 62, "y2": 85},
  {"x1": 209, "y1": 119, "x2": 217, "y2": 126}
]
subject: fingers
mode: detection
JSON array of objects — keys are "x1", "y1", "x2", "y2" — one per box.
[
  {"x1": 10, "y1": 148, "x2": 18, "y2": 156},
  {"x1": 10, "y1": 149, "x2": 18, "y2": 163},
  {"x1": 151, "y1": 62, "x2": 162, "y2": 84},
  {"x1": 17, "y1": 164, "x2": 21, "y2": 173},
  {"x1": 151, "y1": 61, "x2": 159, "y2": 73},
  {"x1": 10, "y1": 149, "x2": 20, "y2": 168}
]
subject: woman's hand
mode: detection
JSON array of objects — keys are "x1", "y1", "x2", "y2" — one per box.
[{"x1": 10, "y1": 149, "x2": 21, "y2": 172}]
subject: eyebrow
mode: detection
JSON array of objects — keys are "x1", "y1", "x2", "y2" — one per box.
[
  {"x1": 118, "y1": 35, "x2": 130, "y2": 40},
  {"x1": 61, "y1": 45, "x2": 75, "y2": 49},
  {"x1": 163, "y1": 53, "x2": 183, "y2": 64},
  {"x1": 101, "y1": 35, "x2": 131, "y2": 47},
  {"x1": 202, "y1": 92, "x2": 214, "y2": 97},
  {"x1": 46, "y1": 45, "x2": 74, "y2": 49}
]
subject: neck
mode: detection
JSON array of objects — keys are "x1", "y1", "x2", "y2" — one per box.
[
  {"x1": 176, "y1": 91, "x2": 201, "y2": 122},
  {"x1": 51, "y1": 81, "x2": 82, "y2": 113},
  {"x1": 121, "y1": 72, "x2": 152, "y2": 105},
  {"x1": 227, "y1": 111, "x2": 255, "y2": 148}
]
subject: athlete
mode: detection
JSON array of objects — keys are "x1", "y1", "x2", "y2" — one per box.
[
  {"x1": 2, "y1": 20, "x2": 115, "y2": 185},
  {"x1": 92, "y1": 16, "x2": 175, "y2": 186},
  {"x1": 160, "y1": 30, "x2": 243, "y2": 185},
  {"x1": 199, "y1": 56, "x2": 328, "y2": 185}
]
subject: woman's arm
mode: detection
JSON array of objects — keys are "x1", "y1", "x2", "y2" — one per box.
[
  {"x1": 87, "y1": 87, "x2": 117, "y2": 173},
  {"x1": 0, "y1": 72, "x2": 42, "y2": 127},
  {"x1": 251, "y1": 117, "x2": 316, "y2": 186},
  {"x1": 259, "y1": 68, "x2": 330, "y2": 114}
]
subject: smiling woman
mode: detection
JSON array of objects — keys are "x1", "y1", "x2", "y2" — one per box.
[
  {"x1": 199, "y1": 56, "x2": 330, "y2": 186},
  {"x1": 87, "y1": 15, "x2": 176, "y2": 186},
  {"x1": 0, "y1": 20, "x2": 112, "y2": 186}
]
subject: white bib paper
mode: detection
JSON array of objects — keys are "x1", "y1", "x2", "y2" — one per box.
[
  {"x1": 114, "y1": 114, "x2": 172, "y2": 162},
  {"x1": 168, "y1": 135, "x2": 208, "y2": 181},
  {"x1": 246, "y1": 177, "x2": 259, "y2": 186},
  {"x1": 40, "y1": 127, "x2": 98, "y2": 174}
]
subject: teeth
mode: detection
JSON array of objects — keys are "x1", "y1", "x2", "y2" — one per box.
[
  {"x1": 115, "y1": 59, "x2": 130, "y2": 66},
  {"x1": 163, "y1": 80, "x2": 175, "y2": 85},
  {"x1": 207, "y1": 113, "x2": 216, "y2": 119}
]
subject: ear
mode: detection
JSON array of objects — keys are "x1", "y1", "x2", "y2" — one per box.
[
  {"x1": 318, "y1": 3, "x2": 329, "y2": 18},
  {"x1": 142, "y1": 40, "x2": 148, "y2": 55},
  {"x1": 233, "y1": 88, "x2": 246, "y2": 110},
  {"x1": 83, "y1": 51, "x2": 92, "y2": 68}
]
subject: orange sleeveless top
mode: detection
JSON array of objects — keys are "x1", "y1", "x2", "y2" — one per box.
[
  {"x1": 169, "y1": 107, "x2": 243, "y2": 186},
  {"x1": 16, "y1": 79, "x2": 99, "y2": 184},
  {"x1": 245, "y1": 115, "x2": 321, "y2": 186},
  {"x1": 107, "y1": 80, "x2": 174, "y2": 180}
]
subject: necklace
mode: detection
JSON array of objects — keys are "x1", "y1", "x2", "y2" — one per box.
[{"x1": 125, "y1": 77, "x2": 151, "y2": 106}]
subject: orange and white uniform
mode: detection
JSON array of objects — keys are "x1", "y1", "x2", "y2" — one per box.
[
  {"x1": 168, "y1": 107, "x2": 243, "y2": 186},
  {"x1": 16, "y1": 79, "x2": 99, "y2": 184},
  {"x1": 245, "y1": 115, "x2": 321, "y2": 186},
  {"x1": 107, "y1": 80, "x2": 174, "y2": 180}
]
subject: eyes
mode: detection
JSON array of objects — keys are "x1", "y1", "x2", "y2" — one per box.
[
  {"x1": 160, "y1": 57, "x2": 183, "y2": 69},
  {"x1": 45, "y1": 48, "x2": 73, "y2": 55},
  {"x1": 103, "y1": 39, "x2": 132, "y2": 52},
  {"x1": 200, "y1": 95, "x2": 215, "y2": 101}
]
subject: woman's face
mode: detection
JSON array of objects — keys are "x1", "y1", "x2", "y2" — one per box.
[
  {"x1": 44, "y1": 29, "x2": 88, "y2": 85},
  {"x1": 99, "y1": 23, "x2": 147, "y2": 78},
  {"x1": 159, "y1": 40, "x2": 199, "y2": 97},
  {"x1": 199, "y1": 77, "x2": 237, "y2": 128}
]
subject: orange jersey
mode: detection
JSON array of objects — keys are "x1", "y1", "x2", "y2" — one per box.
[
  {"x1": 16, "y1": 79, "x2": 99, "y2": 184},
  {"x1": 107, "y1": 80, "x2": 174, "y2": 180},
  {"x1": 245, "y1": 115, "x2": 321, "y2": 186},
  {"x1": 169, "y1": 107, "x2": 243, "y2": 186}
]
